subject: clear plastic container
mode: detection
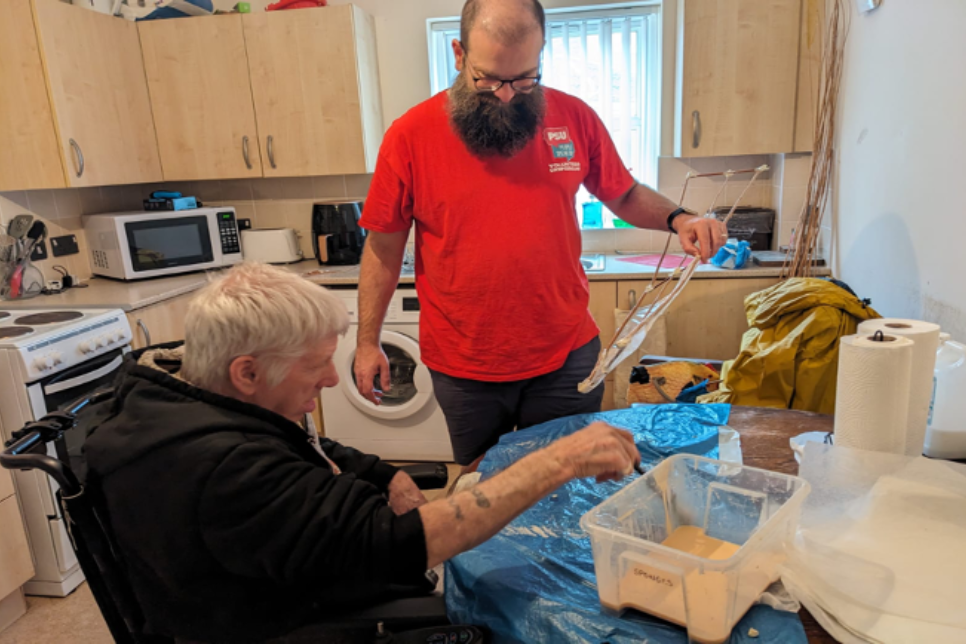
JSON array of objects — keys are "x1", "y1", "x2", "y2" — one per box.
[
  {"x1": 581, "y1": 454, "x2": 811, "y2": 644},
  {"x1": 926, "y1": 332, "x2": 966, "y2": 459}
]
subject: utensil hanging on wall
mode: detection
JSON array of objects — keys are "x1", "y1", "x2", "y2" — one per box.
[{"x1": 6, "y1": 214, "x2": 33, "y2": 241}]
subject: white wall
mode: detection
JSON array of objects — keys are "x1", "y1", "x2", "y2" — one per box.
[{"x1": 833, "y1": 1, "x2": 966, "y2": 340}]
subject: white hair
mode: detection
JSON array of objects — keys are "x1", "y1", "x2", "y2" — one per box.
[{"x1": 181, "y1": 262, "x2": 349, "y2": 391}]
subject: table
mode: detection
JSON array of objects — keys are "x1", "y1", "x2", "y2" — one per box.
[
  {"x1": 726, "y1": 406, "x2": 835, "y2": 644},
  {"x1": 460, "y1": 404, "x2": 838, "y2": 643}
]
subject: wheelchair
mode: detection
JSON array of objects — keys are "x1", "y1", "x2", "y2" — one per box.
[{"x1": 1, "y1": 391, "x2": 485, "y2": 644}]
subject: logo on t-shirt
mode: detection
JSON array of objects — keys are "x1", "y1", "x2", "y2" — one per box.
[{"x1": 544, "y1": 127, "x2": 581, "y2": 173}]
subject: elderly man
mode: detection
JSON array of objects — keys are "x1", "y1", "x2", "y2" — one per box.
[
  {"x1": 355, "y1": 0, "x2": 728, "y2": 468},
  {"x1": 82, "y1": 263, "x2": 640, "y2": 643}
]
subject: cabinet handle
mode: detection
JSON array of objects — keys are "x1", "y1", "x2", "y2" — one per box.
[
  {"x1": 267, "y1": 135, "x2": 277, "y2": 169},
  {"x1": 69, "y1": 139, "x2": 85, "y2": 178},
  {"x1": 628, "y1": 290, "x2": 637, "y2": 309},
  {"x1": 692, "y1": 110, "x2": 702, "y2": 149},
  {"x1": 137, "y1": 319, "x2": 152, "y2": 347},
  {"x1": 242, "y1": 136, "x2": 252, "y2": 170}
]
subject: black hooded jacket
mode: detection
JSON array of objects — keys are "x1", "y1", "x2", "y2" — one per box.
[{"x1": 80, "y1": 345, "x2": 428, "y2": 642}]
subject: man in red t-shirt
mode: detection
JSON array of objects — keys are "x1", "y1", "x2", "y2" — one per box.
[{"x1": 356, "y1": 0, "x2": 727, "y2": 466}]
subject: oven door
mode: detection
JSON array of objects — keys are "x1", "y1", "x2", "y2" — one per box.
[
  {"x1": 124, "y1": 215, "x2": 214, "y2": 274},
  {"x1": 24, "y1": 348, "x2": 127, "y2": 576}
]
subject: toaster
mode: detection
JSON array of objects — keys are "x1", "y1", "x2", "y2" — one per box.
[{"x1": 240, "y1": 228, "x2": 303, "y2": 264}]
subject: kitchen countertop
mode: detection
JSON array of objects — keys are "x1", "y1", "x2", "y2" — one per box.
[{"x1": 0, "y1": 254, "x2": 829, "y2": 312}]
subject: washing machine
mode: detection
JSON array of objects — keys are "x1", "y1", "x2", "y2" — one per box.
[{"x1": 322, "y1": 287, "x2": 454, "y2": 462}]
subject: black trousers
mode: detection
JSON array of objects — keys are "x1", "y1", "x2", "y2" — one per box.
[{"x1": 429, "y1": 337, "x2": 605, "y2": 465}]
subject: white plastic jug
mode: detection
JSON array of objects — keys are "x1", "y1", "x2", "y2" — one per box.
[{"x1": 925, "y1": 332, "x2": 966, "y2": 459}]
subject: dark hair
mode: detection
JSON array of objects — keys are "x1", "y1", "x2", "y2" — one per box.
[{"x1": 460, "y1": 0, "x2": 546, "y2": 51}]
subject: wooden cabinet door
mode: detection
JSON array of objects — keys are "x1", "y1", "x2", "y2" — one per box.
[
  {"x1": 617, "y1": 277, "x2": 778, "y2": 361},
  {"x1": 32, "y1": 0, "x2": 162, "y2": 187},
  {"x1": 139, "y1": 15, "x2": 263, "y2": 181},
  {"x1": 588, "y1": 281, "x2": 617, "y2": 410},
  {"x1": 0, "y1": 497, "x2": 34, "y2": 600},
  {"x1": 243, "y1": 5, "x2": 384, "y2": 176},
  {"x1": 127, "y1": 294, "x2": 193, "y2": 350},
  {"x1": 0, "y1": 0, "x2": 65, "y2": 191},
  {"x1": 677, "y1": 0, "x2": 802, "y2": 157}
]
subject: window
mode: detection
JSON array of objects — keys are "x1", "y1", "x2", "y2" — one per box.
[{"x1": 428, "y1": 4, "x2": 662, "y2": 229}]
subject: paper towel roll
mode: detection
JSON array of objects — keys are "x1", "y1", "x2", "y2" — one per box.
[
  {"x1": 858, "y1": 319, "x2": 941, "y2": 456},
  {"x1": 834, "y1": 334, "x2": 914, "y2": 454}
]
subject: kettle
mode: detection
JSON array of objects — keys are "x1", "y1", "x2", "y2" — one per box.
[{"x1": 312, "y1": 201, "x2": 366, "y2": 265}]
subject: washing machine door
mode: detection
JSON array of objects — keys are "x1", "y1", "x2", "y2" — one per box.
[{"x1": 338, "y1": 329, "x2": 434, "y2": 420}]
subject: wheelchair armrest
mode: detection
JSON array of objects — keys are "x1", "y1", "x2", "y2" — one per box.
[
  {"x1": 337, "y1": 594, "x2": 449, "y2": 629},
  {"x1": 397, "y1": 463, "x2": 449, "y2": 490}
]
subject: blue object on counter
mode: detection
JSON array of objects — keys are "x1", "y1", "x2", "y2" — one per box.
[
  {"x1": 581, "y1": 199, "x2": 603, "y2": 229},
  {"x1": 711, "y1": 238, "x2": 752, "y2": 269},
  {"x1": 445, "y1": 405, "x2": 807, "y2": 644}
]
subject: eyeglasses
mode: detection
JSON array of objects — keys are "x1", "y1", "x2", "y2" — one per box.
[
  {"x1": 462, "y1": 50, "x2": 542, "y2": 94},
  {"x1": 472, "y1": 74, "x2": 542, "y2": 93}
]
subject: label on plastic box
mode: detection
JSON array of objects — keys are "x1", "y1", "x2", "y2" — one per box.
[{"x1": 616, "y1": 551, "x2": 686, "y2": 625}]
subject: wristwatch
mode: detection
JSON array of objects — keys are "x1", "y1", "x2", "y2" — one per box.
[{"x1": 666, "y1": 207, "x2": 695, "y2": 233}]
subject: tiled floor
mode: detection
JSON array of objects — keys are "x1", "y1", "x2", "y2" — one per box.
[
  {"x1": 0, "y1": 584, "x2": 111, "y2": 644},
  {"x1": 0, "y1": 464, "x2": 461, "y2": 643}
]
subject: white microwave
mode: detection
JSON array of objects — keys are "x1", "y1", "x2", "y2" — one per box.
[{"x1": 83, "y1": 208, "x2": 244, "y2": 280}]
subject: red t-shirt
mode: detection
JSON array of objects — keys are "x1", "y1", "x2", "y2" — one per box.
[{"x1": 361, "y1": 88, "x2": 635, "y2": 381}]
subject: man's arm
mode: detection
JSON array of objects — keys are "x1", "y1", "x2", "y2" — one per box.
[
  {"x1": 604, "y1": 183, "x2": 729, "y2": 262},
  {"x1": 355, "y1": 230, "x2": 408, "y2": 404},
  {"x1": 418, "y1": 422, "x2": 639, "y2": 568}
]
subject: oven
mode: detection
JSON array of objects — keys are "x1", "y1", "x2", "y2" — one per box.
[
  {"x1": 0, "y1": 308, "x2": 132, "y2": 596},
  {"x1": 27, "y1": 348, "x2": 126, "y2": 463}
]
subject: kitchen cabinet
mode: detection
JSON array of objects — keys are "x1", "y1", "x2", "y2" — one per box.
[
  {"x1": 617, "y1": 276, "x2": 778, "y2": 362},
  {"x1": 0, "y1": 0, "x2": 65, "y2": 191},
  {"x1": 793, "y1": 0, "x2": 824, "y2": 152},
  {"x1": 138, "y1": 15, "x2": 264, "y2": 181},
  {"x1": 0, "y1": 469, "x2": 34, "y2": 625},
  {"x1": 32, "y1": 0, "x2": 162, "y2": 187},
  {"x1": 243, "y1": 5, "x2": 384, "y2": 176},
  {"x1": 675, "y1": 0, "x2": 802, "y2": 157},
  {"x1": 126, "y1": 293, "x2": 193, "y2": 350},
  {"x1": 587, "y1": 281, "x2": 618, "y2": 410},
  {"x1": 139, "y1": 5, "x2": 385, "y2": 181}
]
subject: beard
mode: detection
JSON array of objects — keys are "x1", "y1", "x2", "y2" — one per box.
[{"x1": 448, "y1": 71, "x2": 546, "y2": 158}]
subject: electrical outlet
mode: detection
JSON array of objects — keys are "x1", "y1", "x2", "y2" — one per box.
[
  {"x1": 51, "y1": 235, "x2": 80, "y2": 257},
  {"x1": 30, "y1": 240, "x2": 48, "y2": 262},
  {"x1": 237, "y1": 218, "x2": 252, "y2": 230}
]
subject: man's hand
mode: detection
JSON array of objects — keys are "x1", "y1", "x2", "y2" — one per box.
[
  {"x1": 673, "y1": 214, "x2": 729, "y2": 263},
  {"x1": 387, "y1": 471, "x2": 427, "y2": 515},
  {"x1": 354, "y1": 343, "x2": 391, "y2": 405},
  {"x1": 545, "y1": 422, "x2": 641, "y2": 483}
]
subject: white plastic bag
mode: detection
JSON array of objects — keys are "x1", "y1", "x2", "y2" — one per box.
[{"x1": 782, "y1": 444, "x2": 966, "y2": 643}]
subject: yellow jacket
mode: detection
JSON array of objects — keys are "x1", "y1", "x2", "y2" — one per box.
[{"x1": 700, "y1": 278, "x2": 880, "y2": 414}]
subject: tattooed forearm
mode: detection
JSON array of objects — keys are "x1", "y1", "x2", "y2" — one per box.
[
  {"x1": 471, "y1": 488, "x2": 491, "y2": 508},
  {"x1": 448, "y1": 497, "x2": 464, "y2": 521}
]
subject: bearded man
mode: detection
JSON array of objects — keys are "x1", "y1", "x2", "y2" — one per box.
[{"x1": 356, "y1": 0, "x2": 728, "y2": 468}]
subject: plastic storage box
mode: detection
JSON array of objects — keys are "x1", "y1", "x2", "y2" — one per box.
[{"x1": 581, "y1": 454, "x2": 810, "y2": 643}]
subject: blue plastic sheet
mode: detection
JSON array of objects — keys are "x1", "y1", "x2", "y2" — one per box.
[{"x1": 445, "y1": 405, "x2": 807, "y2": 644}]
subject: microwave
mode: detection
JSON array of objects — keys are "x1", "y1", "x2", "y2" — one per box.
[{"x1": 83, "y1": 208, "x2": 244, "y2": 280}]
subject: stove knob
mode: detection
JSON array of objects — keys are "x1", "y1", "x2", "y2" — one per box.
[
  {"x1": 45, "y1": 354, "x2": 56, "y2": 368},
  {"x1": 113, "y1": 329, "x2": 126, "y2": 343},
  {"x1": 33, "y1": 357, "x2": 48, "y2": 371},
  {"x1": 95, "y1": 336, "x2": 106, "y2": 348},
  {"x1": 105, "y1": 334, "x2": 116, "y2": 346},
  {"x1": 79, "y1": 340, "x2": 95, "y2": 354},
  {"x1": 51, "y1": 351, "x2": 63, "y2": 366}
]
